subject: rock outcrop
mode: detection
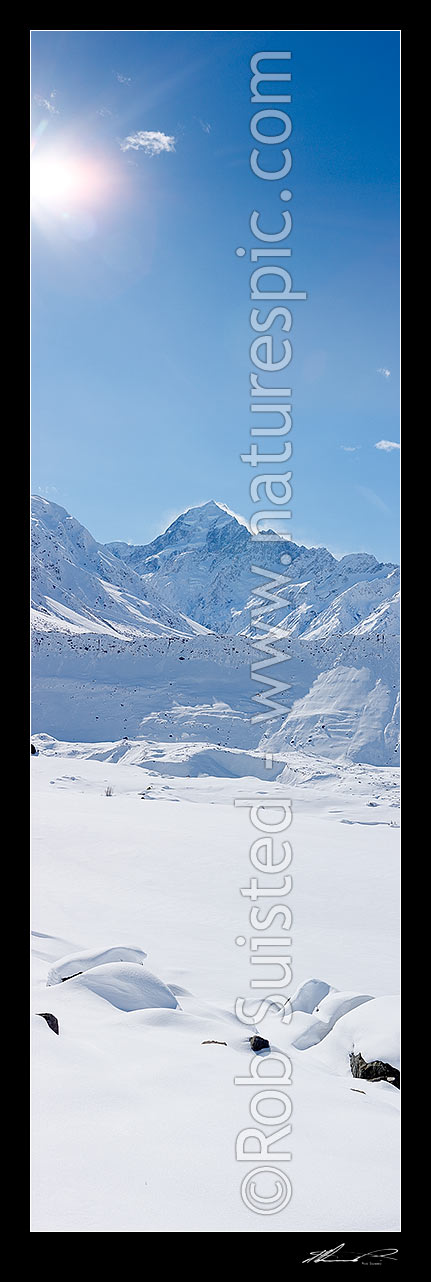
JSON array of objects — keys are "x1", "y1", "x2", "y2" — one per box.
[{"x1": 349, "y1": 1051, "x2": 399, "y2": 1089}]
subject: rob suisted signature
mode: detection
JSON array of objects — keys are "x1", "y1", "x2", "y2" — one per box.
[{"x1": 302, "y1": 1243, "x2": 398, "y2": 1264}]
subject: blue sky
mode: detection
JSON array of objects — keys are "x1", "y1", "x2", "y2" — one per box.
[{"x1": 31, "y1": 30, "x2": 400, "y2": 561}]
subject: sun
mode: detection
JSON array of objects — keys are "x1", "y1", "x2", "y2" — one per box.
[
  {"x1": 31, "y1": 149, "x2": 110, "y2": 221},
  {"x1": 31, "y1": 156, "x2": 80, "y2": 210}
]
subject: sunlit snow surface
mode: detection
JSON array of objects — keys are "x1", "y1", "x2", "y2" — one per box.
[{"x1": 31, "y1": 743, "x2": 399, "y2": 1233}]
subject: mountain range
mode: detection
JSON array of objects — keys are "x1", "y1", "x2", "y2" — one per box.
[{"x1": 31, "y1": 495, "x2": 400, "y2": 766}]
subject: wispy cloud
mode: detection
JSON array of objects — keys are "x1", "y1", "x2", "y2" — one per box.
[
  {"x1": 37, "y1": 484, "x2": 59, "y2": 498},
  {"x1": 115, "y1": 72, "x2": 132, "y2": 84},
  {"x1": 33, "y1": 91, "x2": 58, "y2": 114},
  {"x1": 357, "y1": 486, "x2": 390, "y2": 515},
  {"x1": 340, "y1": 445, "x2": 360, "y2": 453},
  {"x1": 198, "y1": 119, "x2": 211, "y2": 134},
  {"x1": 96, "y1": 107, "x2": 114, "y2": 118},
  {"x1": 375, "y1": 440, "x2": 400, "y2": 452},
  {"x1": 119, "y1": 130, "x2": 176, "y2": 156},
  {"x1": 377, "y1": 367, "x2": 391, "y2": 378}
]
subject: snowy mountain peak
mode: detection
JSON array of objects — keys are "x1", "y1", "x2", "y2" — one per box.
[
  {"x1": 160, "y1": 499, "x2": 250, "y2": 543},
  {"x1": 191, "y1": 499, "x2": 250, "y2": 528},
  {"x1": 105, "y1": 499, "x2": 398, "y2": 637}
]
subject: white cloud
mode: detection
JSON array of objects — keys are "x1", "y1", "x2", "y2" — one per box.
[
  {"x1": 340, "y1": 445, "x2": 360, "y2": 452},
  {"x1": 97, "y1": 107, "x2": 114, "y2": 118},
  {"x1": 34, "y1": 91, "x2": 58, "y2": 114},
  {"x1": 198, "y1": 119, "x2": 211, "y2": 134},
  {"x1": 377, "y1": 367, "x2": 391, "y2": 378},
  {"x1": 375, "y1": 440, "x2": 400, "y2": 452},
  {"x1": 115, "y1": 72, "x2": 132, "y2": 84},
  {"x1": 120, "y1": 130, "x2": 176, "y2": 156}
]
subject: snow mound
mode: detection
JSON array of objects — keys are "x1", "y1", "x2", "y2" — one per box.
[
  {"x1": 287, "y1": 977, "x2": 334, "y2": 1013},
  {"x1": 67, "y1": 962, "x2": 179, "y2": 1012},
  {"x1": 47, "y1": 944, "x2": 148, "y2": 987},
  {"x1": 292, "y1": 990, "x2": 374, "y2": 1050}
]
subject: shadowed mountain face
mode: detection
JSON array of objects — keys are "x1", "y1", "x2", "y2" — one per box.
[{"x1": 32, "y1": 496, "x2": 400, "y2": 765}]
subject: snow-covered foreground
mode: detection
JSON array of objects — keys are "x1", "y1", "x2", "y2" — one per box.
[{"x1": 31, "y1": 744, "x2": 400, "y2": 1233}]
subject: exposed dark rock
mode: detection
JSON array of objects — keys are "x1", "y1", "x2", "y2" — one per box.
[
  {"x1": 202, "y1": 1040, "x2": 227, "y2": 1046},
  {"x1": 36, "y1": 1012, "x2": 59, "y2": 1035},
  {"x1": 31, "y1": 744, "x2": 37, "y2": 755},
  {"x1": 249, "y1": 1035, "x2": 270, "y2": 1052},
  {"x1": 349, "y1": 1051, "x2": 399, "y2": 1089}
]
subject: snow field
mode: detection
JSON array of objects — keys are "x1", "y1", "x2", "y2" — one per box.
[{"x1": 32, "y1": 748, "x2": 400, "y2": 1232}]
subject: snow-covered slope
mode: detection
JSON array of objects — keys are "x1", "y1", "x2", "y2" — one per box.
[
  {"x1": 32, "y1": 496, "x2": 400, "y2": 765},
  {"x1": 31, "y1": 495, "x2": 207, "y2": 640}
]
